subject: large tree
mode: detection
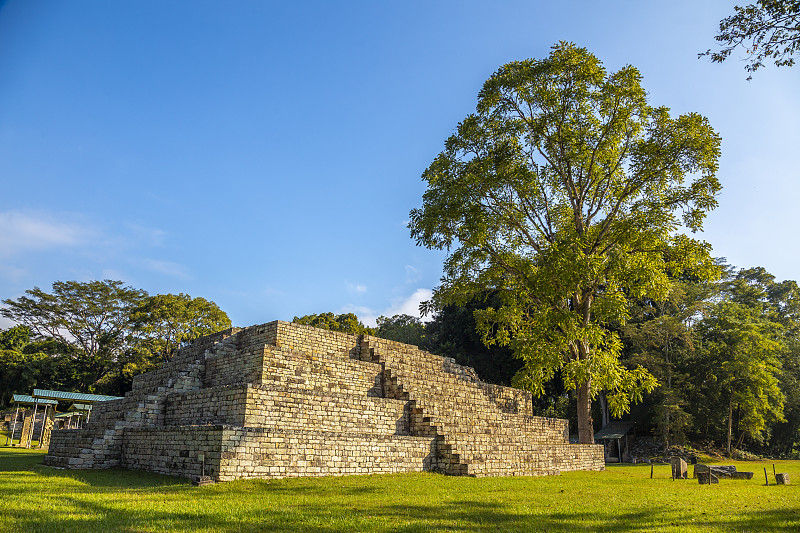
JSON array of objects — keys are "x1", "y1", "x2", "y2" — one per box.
[
  {"x1": 292, "y1": 312, "x2": 374, "y2": 336},
  {"x1": 1, "y1": 280, "x2": 147, "y2": 387},
  {"x1": 1, "y1": 281, "x2": 232, "y2": 393},
  {"x1": 374, "y1": 314, "x2": 428, "y2": 348},
  {"x1": 702, "y1": 0, "x2": 800, "y2": 78},
  {"x1": 131, "y1": 293, "x2": 231, "y2": 362},
  {"x1": 696, "y1": 300, "x2": 784, "y2": 455},
  {"x1": 409, "y1": 43, "x2": 721, "y2": 443}
]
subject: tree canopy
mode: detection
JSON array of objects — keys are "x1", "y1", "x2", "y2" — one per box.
[
  {"x1": 702, "y1": 0, "x2": 800, "y2": 78},
  {"x1": 132, "y1": 293, "x2": 231, "y2": 362},
  {"x1": 292, "y1": 312, "x2": 374, "y2": 336},
  {"x1": 409, "y1": 42, "x2": 721, "y2": 443},
  {"x1": 1, "y1": 280, "x2": 147, "y2": 366},
  {"x1": 374, "y1": 314, "x2": 427, "y2": 347},
  {"x1": 0, "y1": 280, "x2": 231, "y2": 399}
]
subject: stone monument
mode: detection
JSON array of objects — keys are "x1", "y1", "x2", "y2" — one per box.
[{"x1": 45, "y1": 321, "x2": 604, "y2": 481}]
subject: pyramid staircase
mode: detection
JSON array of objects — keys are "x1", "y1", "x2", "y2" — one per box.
[{"x1": 44, "y1": 321, "x2": 603, "y2": 480}]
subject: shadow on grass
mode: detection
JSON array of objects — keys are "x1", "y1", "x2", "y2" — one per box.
[
  {"x1": 0, "y1": 447, "x2": 187, "y2": 493},
  {"x1": 3, "y1": 450, "x2": 799, "y2": 532},
  {"x1": 7, "y1": 493, "x2": 800, "y2": 533}
]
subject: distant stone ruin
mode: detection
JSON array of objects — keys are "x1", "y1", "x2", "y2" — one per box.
[{"x1": 44, "y1": 321, "x2": 604, "y2": 481}]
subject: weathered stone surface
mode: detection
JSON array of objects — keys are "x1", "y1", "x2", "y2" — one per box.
[
  {"x1": 693, "y1": 464, "x2": 738, "y2": 479},
  {"x1": 671, "y1": 457, "x2": 687, "y2": 479},
  {"x1": 776, "y1": 473, "x2": 790, "y2": 485},
  {"x1": 45, "y1": 321, "x2": 605, "y2": 480},
  {"x1": 697, "y1": 471, "x2": 719, "y2": 484}
]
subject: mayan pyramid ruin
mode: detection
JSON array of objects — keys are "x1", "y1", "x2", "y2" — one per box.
[{"x1": 44, "y1": 321, "x2": 604, "y2": 481}]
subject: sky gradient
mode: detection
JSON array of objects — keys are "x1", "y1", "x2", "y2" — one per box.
[{"x1": 1, "y1": 0, "x2": 798, "y2": 329}]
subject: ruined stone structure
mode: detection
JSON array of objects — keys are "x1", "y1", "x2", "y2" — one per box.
[{"x1": 45, "y1": 321, "x2": 604, "y2": 481}]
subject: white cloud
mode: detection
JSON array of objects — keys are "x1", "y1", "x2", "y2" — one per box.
[
  {"x1": 126, "y1": 223, "x2": 167, "y2": 247},
  {"x1": 0, "y1": 314, "x2": 16, "y2": 329},
  {"x1": 341, "y1": 288, "x2": 433, "y2": 328},
  {"x1": 141, "y1": 259, "x2": 192, "y2": 280},
  {"x1": 0, "y1": 210, "x2": 95, "y2": 256},
  {"x1": 383, "y1": 288, "x2": 433, "y2": 321},
  {"x1": 345, "y1": 281, "x2": 368, "y2": 294},
  {"x1": 405, "y1": 265, "x2": 421, "y2": 283}
]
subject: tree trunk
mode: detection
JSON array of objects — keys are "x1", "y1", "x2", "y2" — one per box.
[
  {"x1": 577, "y1": 380, "x2": 594, "y2": 444},
  {"x1": 599, "y1": 392, "x2": 609, "y2": 428},
  {"x1": 726, "y1": 395, "x2": 733, "y2": 457}
]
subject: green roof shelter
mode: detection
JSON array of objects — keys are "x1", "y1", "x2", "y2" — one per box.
[{"x1": 8, "y1": 395, "x2": 58, "y2": 448}]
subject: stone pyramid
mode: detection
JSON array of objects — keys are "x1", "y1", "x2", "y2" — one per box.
[{"x1": 45, "y1": 321, "x2": 603, "y2": 481}]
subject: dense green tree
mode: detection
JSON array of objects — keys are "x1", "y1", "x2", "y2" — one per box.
[
  {"x1": 424, "y1": 294, "x2": 523, "y2": 387},
  {"x1": 623, "y1": 282, "x2": 698, "y2": 447},
  {"x1": 131, "y1": 293, "x2": 231, "y2": 362},
  {"x1": 409, "y1": 42, "x2": 720, "y2": 443},
  {"x1": 0, "y1": 326, "x2": 39, "y2": 406},
  {"x1": 0, "y1": 327, "x2": 82, "y2": 405},
  {"x1": 696, "y1": 300, "x2": 784, "y2": 455},
  {"x1": 374, "y1": 314, "x2": 428, "y2": 348},
  {"x1": 0, "y1": 324, "x2": 31, "y2": 351},
  {"x1": 292, "y1": 312, "x2": 374, "y2": 336},
  {"x1": 1, "y1": 280, "x2": 147, "y2": 387},
  {"x1": 1, "y1": 280, "x2": 231, "y2": 396},
  {"x1": 725, "y1": 267, "x2": 800, "y2": 455},
  {"x1": 702, "y1": 0, "x2": 800, "y2": 78}
]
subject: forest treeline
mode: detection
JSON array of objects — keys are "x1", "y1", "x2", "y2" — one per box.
[
  {"x1": 0, "y1": 280, "x2": 231, "y2": 404},
  {"x1": 297, "y1": 262, "x2": 800, "y2": 458},
  {"x1": 2, "y1": 263, "x2": 799, "y2": 458}
]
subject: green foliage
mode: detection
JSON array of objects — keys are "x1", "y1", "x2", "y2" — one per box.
[
  {"x1": 621, "y1": 278, "x2": 713, "y2": 447},
  {"x1": 132, "y1": 293, "x2": 231, "y2": 362},
  {"x1": 424, "y1": 294, "x2": 523, "y2": 387},
  {"x1": 0, "y1": 324, "x2": 31, "y2": 351},
  {"x1": 702, "y1": 0, "x2": 800, "y2": 78},
  {"x1": 374, "y1": 314, "x2": 427, "y2": 348},
  {"x1": 0, "y1": 349, "x2": 42, "y2": 406},
  {"x1": 293, "y1": 312, "x2": 374, "y2": 336},
  {"x1": 0, "y1": 280, "x2": 231, "y2": 401},
  {"x1": 1, "y1": 280, "x2": 147, "y2": 378},
  {"x1": 410, "y1": 42, "x2": 720, "y2": 442},
  {"x1": 697, "y1": 301, "x2": 785, "y2": 454}
]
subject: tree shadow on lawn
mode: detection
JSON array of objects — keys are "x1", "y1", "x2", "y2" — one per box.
[
  {"x1": 5, "y1": 480, "x2": 800, "y2": 532},
  {"x1": 4, "y1": 453, "x2": 799, "y2": 532},
  {"x1": 10, "y1": 495, "x2": 800, "y2": 533},
  {"x1": 0, "y1": 449, "x2": 187, "y2": 497}
]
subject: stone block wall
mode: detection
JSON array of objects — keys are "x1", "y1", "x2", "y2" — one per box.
[
  {"x1": 164, "y1": 385, "x2": 248, "y2": 426},
  {"x1": 122, "y1": 426, "x2": 224, "y2": 479},
  {"x1": 257, "y1": 347, "x2": 383, "y2": 396},
  {"x1": 274, "y1": 321, "x2": 360, "y2": 357},
  {"x1": 45, "y1": 320, "x2": 604, "y2": 480},
  {"x1": 214, "y1": 428, "x2": 436, "y2": 481},
  {"x1": 243, "y1": 385, "x2": 411, "y2": 434}
]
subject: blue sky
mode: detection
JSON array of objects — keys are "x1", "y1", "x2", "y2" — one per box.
[{"x1": 1, "y1": 0, "x2": 798, "y2": 329}]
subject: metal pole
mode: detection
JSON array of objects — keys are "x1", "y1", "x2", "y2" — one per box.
[
  {"x1": 37, "y1": 404, "x2": 49, "y2": 448},
  {"x1": 8, "y1": 405, "x2": 20, "y2": 446}
]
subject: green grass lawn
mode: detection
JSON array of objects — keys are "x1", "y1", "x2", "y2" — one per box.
[{"x1": 1, "y1": 447, "x2": 798, "y2": 532}]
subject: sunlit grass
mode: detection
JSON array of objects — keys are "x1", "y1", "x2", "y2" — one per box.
[{"x1": 0, "y1": 447, "x2": 798, "y2": 532}]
